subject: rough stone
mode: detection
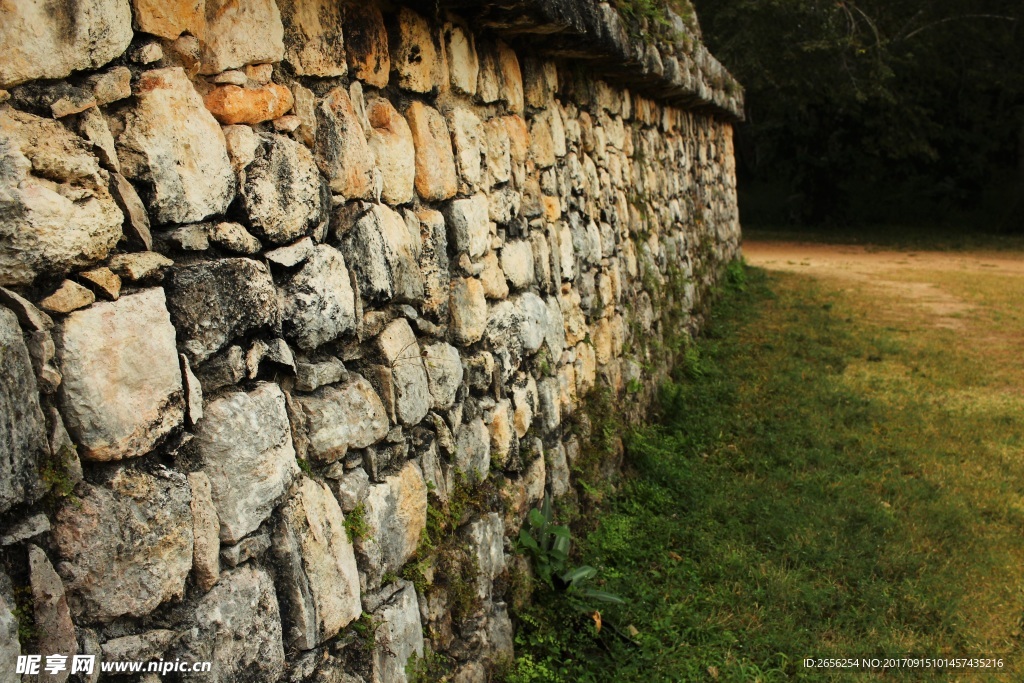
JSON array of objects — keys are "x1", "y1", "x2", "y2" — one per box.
[
  {"x1": 274, "y1": 478, "x2": 362, "y2": 649},
  {"x1": 40, "y1": 280, "x2": 95, "y2": 314},
  {"x1": 329, "y1": 466, "x2": 370, "y2": 512},
  {"x1": 377, "y1": 318, "x2": 430, "y2": 427},
  {"x1": 465, "y1": 513, "x2": 505, "y2": 600},
  {"x1": 0, "y1": 513, "x2": 50, "y2": 545},
  {"x1": 0, "y1": 287, "x2": 53, "y2": 332},
  {"x1": 168, "y1": 258, "x2": 279, "y2": 364},
  {"x1": 448, "y1": 108, "x2": 485, "y2": 190},
  {"x1": 277, "y1": 244, "x2": 355, "y2": 350},
  {"x1": 393, "y1": 8, "x2": 443, "y2": 94},
  {"x1": 101, "y1": 629, "x2": 177, "y2": 663},
  {"x1": 223, "y1": 123, "x2": 259, "y2": 172},
  {"x1": 487, "y1": 399, "x2": 515, "y2": 469},
  {"x1": 0, "y1": 109, "x2": 123, "y2": 286},
  {"x1": 483, "y1": 118, "x2": 512, "y2": 186},
  {"x1": 131, "y1": 0, "x2": 204, "y2": 40},
  {"x1": 219, "y1": 532, "x2": 271, "y2": 567},
  {"x1": 423, "y1": 342, "x2": 463, "y2": 411},
  {"x1": 292, "y1": 374, "x2": 389, "y2": 463},
  {"x1": 0, "y1": 573, "x2": 21, "y2": 668},
  {"x1": 358, "y1": 462, "x2": 428, "y2": 587},
  {"x1": 371, "y1": 581, "x2": 424, "y2": 683},
  {"x1": 188, "y1": 472, "x2": 220, "y2": 592},
  {"x1": 29, "y1": 545, "x2": 78, "y2": 683},
  {"x1": 496, "y1": 41, "x2": 525, "y2": 114},
  {"x1": 278, "y1": 0, "x2": 346, "y2": 76},
  {"x1": 512, "y1": 374, "x2": 537, "y2": 439},
  {"x1": 501, "y1": 240, "x2": 535, "y2": 290},
  {"x1": 167, "y1": 222, "x2": 211, "y2": 251},
  {"x1": 295, "y1": 357, "x2": 346, "y2": 392},
  {"x1": 407, "y1": 101, "x2": 458, "y2": 202},
  {"x1": 342, "y1": 203, "x2": 423, "y2": 304},
  {"x1": 199, "y1": 0, "x2": 284, "y2": 74},
  {"x1": 342, "y1": 4, "x2": 388, "y2": 87},
  {"x1": 73, "y1": 107, "x2": 121, "y2": 172},
  {"x1": 446, "y1": 23, "x2": 479, "y2": 95},
  {"x1": 88, "y1": 66, "x2": 133, "y2": 106},
  {"x1": 114, "y1": 68, "x2": 236, "y2": 225},
  {"x1": 204, "y1": 82, "x2": 295, "y2": 125},
  {"x1": 316, "y1": 86, "x2": 375, "y2": 199},
  {"x1": 57, "y1": 289, "x2": 184, "y2": 461},
  {"x1": 267, "y1": 236, "x2": 315, "y2": 268},
  {"x1": 444, "y1": 194, "x2": 490, "y2": 258},
  {"x1": 366, "y1": 98, "x2": 416, "y2": 205},
  {"x1": 480, "y1": 252, "x2": 509, "y2": 300},
  {"x1": 178, "y1": 565, "x2": 286, "y2": 683},
  {"x1": 52, "y1": 467, "x2": 193, "y2": 621},
  {"x1": 108, "y1": 252, "x2": 173, "y2": 282},
  {"x1": 79, "y1": 267, "x2": 122, "y2": 301},
  {"x1": 209, "y1": 221, "x2": 261, "y2": 255},
  {"x1": 0, "y1": 0, "x2": 132, "y2": 89},
  {"x1": 455, "y1": 417, "x2": 490, "y2": 481},
  {"x1": 194, "y1": 383, "x2": 300, "y2": 543},
  {"x1": 449, "y1": 277, "x2": 488, "y2": 346}
]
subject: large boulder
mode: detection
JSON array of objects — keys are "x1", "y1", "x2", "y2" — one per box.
[
  {"x1": 280, "y1": 245, "x2": 356, "y2": 351},
  {"x1": 341, "y1": 204, "x2": 423, "y2": 304},
  {"x1": 194, "y1": 383, "x2": 300, "y2": 543},
  {"x1": 240, "y1": 134, "x2": 327, "y2": 245},
  {"x1": 273, "y1": 478, "x2": 361, "y2": 649},
  {"x1": 0, "y1": 109, "x2": 123, "y2": 286},
  {"x1": 52, "y1": 467, "x2": 193, "y2": 622},
  {"x1": 0, "y1": 306, "x2": 46, "y2": 512},
  {"x1": 57, "y1": 289, "x2": 184, "y2": 461}
]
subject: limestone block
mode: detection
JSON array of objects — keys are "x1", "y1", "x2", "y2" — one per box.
[
  {"x1": 280, "y1": 245, "x2": 356, "y2": 351},
  {"x1": 74, "y1": 107, "x2": 121, "y2": 172},
  {"x1": 423, "y1": 342, "x2": 463, "y2": 411},
  {"x1": 502, "y1": 115, "x2": 530, "y2": 163},
  {"x1": 479, "y1": 252, "x2": 508, "y2": 300},
  {"x1": 267, "y1": 236, "x2": 315, "y2": 268},
  {"x1": 292, "y1": 374, "x2": 389, "y2": 463},
  {"x1": 40, "y1": 280, "x2": 95, "y2": 314},
  {"x1": 57, "y1": 289, "x2": 184, "y2": 461},
  {"x1": 29, "y1": 545, "x2": 77, "y2": 683},
  {"x1": 101, "y1": 630, "x2": 176, "y2": 663},
  {"x1": 291, "y1": 83, "x2": 318, "y2": 147},
  {"x1": 464, "y1": 513, "x2": 505, "y2": 600},
  {"x1": 342, "y1": 203, "x2": 424, "y2": 304},
  {"x1": 52, "y1": 467, "x2": 193, "y2": 621},
  {"x1": 487, "y1": 293, "x2": 547, "y2": 358},
  {"x1": 178, "y1": 566, "x2": 286, "y2": 683},
  {"x1": 511, "y1": 374, "x2": 537, "y2": 439},
  {"x1": 477, "y1": 43, "x2": 501, "y2": 104},
  {"x1": 544, "y1": 296, "x2": 566, "y2": 359},
  {"x1": 448, "y1": 107, "x2": 484, "y2": 190},
  {"x1": 0, "y1": 0, "x2": 132, "y2": 88},
  {"x1": 455, "y1": 418, "x2": 490, "y2": 481},
  {"x1": 488, "y1": 187, "x2": 521, "y2": 226},
  {"x1": 187, "y1": 472, "x2": 220, "y2": 592},
  {"x1": 496, "y1": 41, "x2": 524, "y2": 114},
  {"x1": 501, "y1": 241, "x2": 535, "y2": 290},
  {"x1": 330, "y1": 466, "x2": 370, "y2": 512},
  {"x1": 168, "y1": 258, "x2": 279, "y2": 364},
  {"x1": 406, "y1": 102, "x2": 458, "y2": 202},
  {"x1": 79, "y1": 267, "x2": 122, "y2": 301},
  {"x1": 547, "y1": 441, "x2": 570, "y2": 496},
  {"x1": 443, "y1": 194, "x2": 490, "y2": 258},
  {"x1": 294, "y1": 357, "x2": 346, "y2": 392},
  {"x1": 530, "y1": 114, "x2": 557, "y2": 168},
  {"x1": 445, "y1": 23, "x2": 478, "y2": 95},
  {"x1": 200, "y1": 0, "x2": 284, "y2": 74},
  {"x1": 274, "y1": 478, "x2": 361, "y2": 649},
  {"x1": 223, "y1": 123, "x2": 259, "y2": 172},
  {"x1": 107, "y1": 252, "x2": 174, "y2": 282},
  {"x1": 209, "y1": 221, "x2": 261, "y2": 255},
  {"x1": 180, "y1": 354, "x2": 203, "y2": 426},
  {"x1": 417, "y1": 209, "x2": 450, "y2": 319},
  {"x1": 114, "y1": 68, "x2": 235, "y2": 225},
  {"x1": 357, "y1": 462, "x2": 428, "y2": 587},
  {"x1": 449, "y1": 277, "x2": 487, "y2": 346},
  {"x1": 204, "y1": 82, "x2": 294, "y2": 125},
  {"x1": 486, "y1": 400, "x2": 514, "y2": 469},
  {"x1": 377, "y1": 318, "x2": 430, "y2": 427},
  {"x1": 371, "y1": 582, "x2": 424, "y2": 683},
  {"x1": 345, "y1": 5, "x2": 389, "y2": 88},
  {"x1": 0, "y1": 109, "x2": 123, "y2": 286},
  {"x1": 316, "y1": 87, "x2": 374, "y2": 198},
  {"x1": 241, "y1": 134, "x2": 326, "y2": 245},
  {"x1": 131, "y1": 0, "x2": 204, "y2": 40},
  {"x1": 220, "y1": 532, "x2": 271, "y2": 567},
  {"x1": 392, "y1": 8, "x2": 443, "y2": 94},
  {"x1": 194, "y1": 383, "x2": 300, "y2": 543},
  {"x1": 1, "y1": 310, "x2": 47, "y2": 510},
  {"x1": 366, "y1": 98, "x2": 415, "y2": 205},
  {"x1": 531, "y1": 232, "x2": 553, "y2": 291},
  {"x1": 278, "y1": 0, "x2": 346, "y2": 77},
  {"x1": 524, "y1": 58, "x2": 558, "y2": 108},
  {"x1": 483, "y1": 118, "x2": 511, "y2": 186},
  {"x1": 524, "y1": 449, "x2": 546, "y2": 506}
]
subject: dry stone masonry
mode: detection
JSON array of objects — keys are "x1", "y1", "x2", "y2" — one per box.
[{"x1": 0, "y1": 0, "x2": 741, "y2": 680}]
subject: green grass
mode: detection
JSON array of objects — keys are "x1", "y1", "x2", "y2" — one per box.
[{"x1": 503, "y1": 260, "x2": 1024, "y2": 681}]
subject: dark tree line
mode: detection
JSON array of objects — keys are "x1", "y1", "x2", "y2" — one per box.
[{"x1": 690, "y1": 0, "x2": 1024, "y2": 229}]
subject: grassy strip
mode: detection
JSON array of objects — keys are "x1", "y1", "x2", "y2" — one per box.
[{"x1": 503, "y1": 262, "x2": 1024, "y2": 681}]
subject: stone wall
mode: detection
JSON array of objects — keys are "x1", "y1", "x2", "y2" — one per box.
[{"x1": 0, "y1": 0, "x2": 741, "y2": 681}]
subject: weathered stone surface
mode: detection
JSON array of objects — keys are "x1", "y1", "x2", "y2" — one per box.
[
  {"x1": 292, "y1": 374, "x2": 389, "y2": 462},
  {"x1": 342, "y1": 203, "x2": 423, "y2": 304},
  {"x1": 278, "y1": 245, "x2": 355, "y2": 350},
  {"x1": 204, "y1": 82, "x2": 294, "y2": 125},
  {"x1": 512, "y1": 374, "x2": 537, "y2": 439},
  {"x1": 407, "y1": 101, "x2": 458, "y2": 202},
  {"x1": 448, "y1": 107, "x2": 485, "y2": 190},
  {"x1": 223, "y1": 123, "x2": 259, "y2": 172},
  {"x1": 450, "y1": 277, "x2": 488, "y2": 346},
  {"x1": 74, "y1": 107, "x2": 121, "y2": 171},
  {"x1": 101, "y1": 629, "x2": 176, "y2": 663},
  {"x1": 0, "y1": 287, "x2": 53, "y2": 332},
  {"x1": 277, "y1": 0, "x2": 346, "y2": 76},
  {"x1": 345, "y1": 4, "x2": 389, "y2": 88},
  {"x1": 57, "y1": 289, "x2": 184, "y2": 461},
  {"x1": 524, "y1": 58, "x2": 558, "y2": 108},
  {"x1": 168, "y1": 258, "x2": 278, "y2": 363},
  {"x1": 179, "y1": 565, "x2": 286, "y2": 683},
  {"x1": 465, "y1": 513, "x2": 505, "y2": 600},
  {"x1": 367, "y1": 98, "x2": 416, "y2": 205},
  {"x1": 497, "y1": 41, "x2": 525, "y2": 114},
  {"x1": 274, "y1": 478, "x2": 361, "y2": 649},
  {"x1": 487, "y1": 399, "x2": 514, "y2": 469},
  {"x1": 483, "y1": 117, "x2": 512, "y2": 186},
  {"x1": 455, "y1": 417, "x2": 490, "y2": 481},
  {"x1": 131, "y1": 0, "x2": 204, "y2": 40},
  {"x1": 79, "y1": 267, "x2": 122, "y2": 301},
  {"x1": 40, "y1": 280, "x2": 95, "y2": 314},
  {"x1": 485, "y1": 294, "x2": 547, "y2": 366},
  {"x1": 194, "y1": 383, "x2": 300, "y2": 543},
  {"x1": 444, "y1": 194, "x2": 490, "y2": 259},
  {"x1": 446, "y1": 23, "x2": 479, "y2": 96},
  {"x1": 167, "y1": 222, "x2": 211, "y2": 251},
  {"x1": 114, "y1": 68, "x2": 236, "y2": 225},
  {"x1": 480, "y1": 252, "x2": 509, "y2": 300},
  {"x1": 377, "y1": 318, "x2": 430, "y2": 427},
  {"x1": 179, "y1": 355, "x2": 203, "y2": 428},
  {"x1": 501, "y1": 240, "x2": 535, "y2": 290},
  {"x1": 209, "y1": 221, "x2": 261, "y2": 255},
  {"x1": 0, "y1": 571, "x2": 21, "y2": 669},
  {"x1": 371, "y1": 581, "x2": 424, "y2": 683},
  {"x1": 423, "y1": 342, "x2": 463, "y2": 411},
  {"x1": 200, "y1": 0, "x2": 284, "y2": 74},
  {"x1": 52, "y1": 467, "x2": 193, "y2": 621},
  {"x1": 392, "y1": 8, "x2": 443, "y2": 94},
  {"x1": 1, "y1": 513, "x2": 50, "y2": 545},
  {"x1": 417, "y1": 209, "x2": 450, "y2": 319},
  {"x1": 0, "y1": 0, "x2": 132, "y2": 88},
  {"x1": 329, "y1": 465, "x2": 369, "y2": 512},
  {"x1": 295, "y1": 357, "x2": 346, "y2": 392},
  {"x1": 488, "y1": 187, "x2": 521, "y2": 225},
  {"x1": 358, "y1": 462, "x2": 428, "y2": 587},
  {"x1": 267, "y1": 236, "x2": 315, "y2": 268},
  {"x1": 316, "y1": 87, "x2": 374, "y2": 199},
  {"x1": 108, "y1": 252, "x2": 173, "y2": 282},
  {"x1": 29, "y1": 545, "x2": 77, "y2": 683},
  {"x1": 0, "y1": 109, "x2": 123, "y2": 286},
  {"x1": 188, "y1": 472, "x2": 220, "y2": 592},
  {"x1": 220, "y1": 531, "x2": 271, "y2": 567}
]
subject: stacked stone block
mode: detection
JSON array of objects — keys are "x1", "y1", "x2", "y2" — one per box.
[{"x1": 0, "y1": 0, "x2": 741, "y2": 681}]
